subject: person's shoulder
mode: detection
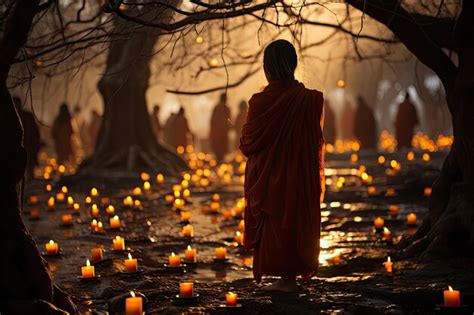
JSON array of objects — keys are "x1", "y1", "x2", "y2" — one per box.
[{"x1": 248, "y1": 86, "x2": 269, "y2": 106}]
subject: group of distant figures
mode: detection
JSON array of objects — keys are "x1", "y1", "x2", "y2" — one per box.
[
  {"x1": 13, "y1": 93, "x2": 248, "y2": 179},
  {"x1": 324, "y1": 92, "x2": 418, "y2": 150}
]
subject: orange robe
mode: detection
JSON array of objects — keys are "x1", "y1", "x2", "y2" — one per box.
[{"x1": 240, "y1": 80, "x2": 325, "y2": 282}]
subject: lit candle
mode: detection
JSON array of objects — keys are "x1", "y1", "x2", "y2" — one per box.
[
  {"x1": 332, "y1": 255, "x2": 341, "y2": 264},
  {"x1": 182, "y1": 189, "x2": 191, "y2": 199},
  {"x1": 56, "y1": 192, "x2": 65, "y2": 202},
  {"x1": 179, "y1": 282, "x2": 193, "y2": 298},
  {"x1": 96, "y1": 221, "x2": 104, "y2": 233},
  {"x1": 234, "y1": 231, "x2": 243, "y2": 245},
  {"x1": 184, "y1": 245, "x2": 196, "y2": 262},
  {"x1": 90, "y1": 219, "x2": 98, "y2": 230},
  {"x1": 212, "y1": 193, "x2": 220, "y2": 201},
  {"x1": 382, "y1": 227, "x2": 392, "y2": 241},
  {"x1": 222, "y1": 209, "x2": 233, "y2": 219},
  {"x1": 367, "y1": 186, "x2": 376, "y2": 195},
  {"x1": 85, "y1": 196, "x2": 92, "y2": 204},
  {"x1": 407, "y1": 213, "x2": 417, "y2": 225},
  {"x1": 123, "y1": 196, "x2": 133, "y2": 206},
  {"x1": 156, "y1": 173, "x2": 164, "y2": 184},
  {"x1": 389, "y1": 205, "x2": 399, "y2": 214},
  {"x1": 374, "y1": 217, "x2": 384, "y2": 229},
  {"x1": 424, "y1": 187, "x2": 432, "y2": 197},
  {"x1": 81, "y1": 259, "x2": 95, "y2": 278},
  {"x1": 226, "y1": 292, "x2": 238, "y2": 306},
  {"x1": 47, "y1": 196, "x2": 55, "y2": 209},
  {"x1": 109, "y1": 215, "x2": 121, "y2": 229},
  {"x1": 61, "y1": 186, "x2": 68, "y2": 194},
  {"x1": 126, "y1": 291, "x2": 143, "y2": 315},
  {"x1": 91, "y1": 247, "x2": 103, "y2": 262},
  {"x1": 140, "y1": 172, "x2": 150, "y2": 181},
  {"x1": 73, "y1": 202, "x2": 80, "y2": 214},
  {"x1": 113, "y1": 236, "x2": 125, "y2": 251},
  {"x1": 165, "y1": 195, "x2": 174, "y2": 204},
  {"x1": 106, "y1": 205, "x2": 115, "y2": 215},
  {"x1": 133, "y1": 199, "x2": 141, "y2": 208},
  {"x1": 132, "y1": 187, "x2": 142, "y2": 196},
  {"x1": 67, "y1": 196, "x2": 74, "y2": 207},
  {"x1": 215, "y1": 247, "x2": 227, "y2": 260},
  {"x1": 91, "y1": 187, "x2": 99, "y2": 197},
  {"x1": 30, "y1": 208, "x2": 40, "y2": 219},
  {"x1": 29, "y1": 195, "x2": 39, "y2": 205},
  {"x1": 182, "y1": 224, "x2": 194, "y2": 237},
  {"x1": 61, "y1": 214, "x2": 72, "y2": 225},
  {"x1": 210, "y1": 202, "x2": 220, "y2": 212},
  {"x1": 90, "y1": 204, "x2": 99, "y2": 217},
  {"x1": 143, "y1": 181, "x2": 151, "y2": 192},
  {"x1": 124, "y1": 253, "x2": 138, "y2": 272},
  {"x1": 383, "y1": 256, "x2": 393, "y2": 273},
  {"x1": 180, "y1": 211, "x2": 191, "y2": 221},
  {"x1": 443, "y1": 286, "x2": 461, "y2": 307},
  {"x1": 174, "y1": 198, "x2": 185, "y2": 209},
  {"x1": 168, "y1": 252, "x2": 181, "y2": 267},
  {"x1": 45, "y1": 240, "x2": 59, "y2": 254}
]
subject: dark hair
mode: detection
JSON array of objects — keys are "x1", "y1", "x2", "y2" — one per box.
[{"x1": 263, "y1": 39, "x2": 297, "y2": 81}]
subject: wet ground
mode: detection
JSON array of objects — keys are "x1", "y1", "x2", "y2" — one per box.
[{"x1": 23, "y1": 150, "x2": 474, "y2": 314}]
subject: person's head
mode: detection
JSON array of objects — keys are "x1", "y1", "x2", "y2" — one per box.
[
  {"x1": 263, "y1": 39, "x2": 297, "y2": 82},
  {"x1": 239, "y1": 100, "x2": 247, "y2": 110},
  {"x1": 357, "y1": 95, "x2": 365, "y2": 106},
  {"x1": 178, "y1": 106, "x2": 185, "y2": 114},
  {"x1": 153, "y1": 104, "x2": 160, "y2": 114},
  {"x1": 73, "y1": 105, "x2": 81, "y2": 115}
]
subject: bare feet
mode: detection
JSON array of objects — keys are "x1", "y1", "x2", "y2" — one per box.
[{"x1": 262, "y1": 278, "x2": 299, "y2": 293}]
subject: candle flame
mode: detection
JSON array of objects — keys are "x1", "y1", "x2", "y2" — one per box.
[
  {"x1": 128, "y1": 253, "x2": 132, "y2": 259},
  {"x1": 236, "y1": 231, "x2": 241, "y2": 236},
  {"x1": 387, "y1": 256, "x2": 391, "y2": 262},
  {"x1": 113, "y1": 215, "x2": 118, "y2": 220},
  {"x1": 86, "y1": 259, "x2": 90, "y2": 266},
  {"x1": 383, "y1": 227, "x2": 390, "y2": 233},
  {"x1": 115, "y1": 235, "x2": 121, "y2": 240},
  {"x1": 130, "y1": 291, "x2": 135, "y2": 298},
  {"x1": 187, "y1": 245, "x2": 192, "y2": 250},
  {"x1": 171, "y1": 252, "x2": 176, "y2": 256},
  {"x1": 98, "y1": 222, "x2": 103, "y2": 228},
  {"x1": 49, "y1": 240, "x2": 54, "y2": 244},
  {"x1": 448, "y1": 285, "x2": 453, "y2": 291}
]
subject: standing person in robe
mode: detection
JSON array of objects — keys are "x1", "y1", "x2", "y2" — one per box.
[
  {"x1": 150, "y1": 104, "x2": 162, "y2": 142},
  {"x1": 210, "y1": 93, "x2": 231, "y2": 161},
  {"x1": 163, "y1": 112, "x2": 176, "y2": 147},
  {"x1": 240, "y1": 39, "x2": 325, "y2": 292},
  {"x1": 323, "y1": 99, "x2": 336, "y2": 145},
  {"x1": 395, "y1": 92, "x2": 419, "y2": 149},
  {"x1": 71, "y1": 105, "x2": 84, "y2": 158},
  {"x1": 354, "y1": 95, "x2": 377, "y2": 149},
  {"x1": 234, "y1": 100, "x2": 248, "y2": 150},
  {"x1": 13, "y1": 96, "x2": 41, "y2": 179},
  {"x1": 51, "y1": 103, "x2": 74, "y2": 164},
  {"x1": 165, "y1": 107, "x2": 193, "y2": 149}
]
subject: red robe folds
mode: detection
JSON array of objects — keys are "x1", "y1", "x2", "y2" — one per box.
[{"x1": 240, "y1": 80, "x2": 325, "y2": 282}]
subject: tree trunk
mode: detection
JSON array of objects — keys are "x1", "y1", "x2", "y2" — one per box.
[
  {"x1": 399, "y1": 2, "x2": 474, "y2": 258},
  {"x1": 0, "y1": 1, "x2": 75, "y2": 314},
  {"x1": 79, "y1": 9, "x2": 187, "y2": 177}
]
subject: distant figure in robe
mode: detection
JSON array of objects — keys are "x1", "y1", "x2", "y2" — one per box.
[
  {"x1": 71, "y1": 105, "x2": 85, "y2": 158},
  {"x1": 395, "y1": 92, "x2": 419, "y2": 149},
  {"x1": 150, "y1": 104, "x2": 162, "y2": 142},
  {"x1": 234, "y1": 100, "x2": 248, "y2": 150},
  {"x1": 323, "y1": 100, "x2": 336, "y2": 144},
  {"x1": 354, "y1": 95, "x2": 377, "y2": 149},
  {"x1": 165, "y1": 107, "x2": 192, "y2": 149},
  {"x1": 163, "y1": 112, "x2": 176, "y2": 147},
  {"x1": 87, "y1": 110, "x2": 102, "y2": 155},
  {"x1": 240, "y1": 40, "x2": 324, "y2": 292},
  {"x1": 13, "y1": 96, "x2": 41, "y2": 179},
  {"x1": 51, "y1": 103, "x2": 74, "y2": 163},
  {"x1": 340, "y1": 101, "x2": 355, "y2": 140},
  {"x1": 210, "y1": 93, "x2": 231, "y2": 161}
]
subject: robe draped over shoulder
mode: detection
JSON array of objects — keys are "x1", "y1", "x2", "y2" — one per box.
[{"x1": 240, "y1": 80, "x2": 325, "y2": 281}]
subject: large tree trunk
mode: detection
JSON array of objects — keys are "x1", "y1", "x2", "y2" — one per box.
[
  {"x1": 79, "y1": 5, "x2": 187, "y2": 177},
  {"x1": 399, "y1": 2, "x2": 474, "y2": 258},
  {"x1": 0, "y1": 1, "x2": 75, "y2": 314}
]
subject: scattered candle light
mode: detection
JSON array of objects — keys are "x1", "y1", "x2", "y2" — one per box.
[
  {"x1": 113, "y1": 236, "x2": 125, "y2": 251},
  {"x1": 226, "y1": 292, "x2": 238, "y2": 306},
  {"x1": 81, "y1": 259, "x2": 95, "y2": 278},
  {"x1": 91, "y1": 247, "x2": 103, "y2": 262},
  {"x1": 407, "y1": 213, "x2": 417, "y2": 225},
  {"x1": 184, "y1": 245, "x2": 197, "y2": 262},
  {"x1": 125, "y1": 291, "x2": 143, "y2": 315},
  {"x1": 45, "y1": 240, "x2": 59, "y2": 254},
  {"x1": 169, "y1": 252, "x2": 181, "y2": 267},
  {"x1": 180, "y1": 282, "x2": 193, "y2": 297},
  {"x1": 182, "y1": 224, "x2": 194, "y2": 237},
  {"x1": 124, "y1": 253, "x2": 138, "y2": 272},
  {"x1": 383, "y1": 256, "x2": 393, "y2": 273},
  {"x1": 374, "y1": 217, "x2": 384, "y2": 229},
  {"x1": 215, "y1": 247, "x2": 227, "y2": 260},
  {"x1": 109, "y1": 215, "x2": 121, "y2": 229},
  {"x1": 443, "y1": 286, "x2": 461, "y2": 307}
]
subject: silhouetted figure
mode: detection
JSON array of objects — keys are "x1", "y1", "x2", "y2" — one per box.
[
  {"x1": 395, "y1": 92, "x2": 419, "y2": 149},
  {"x1": 164, "y1": 107, "x2": 192, "y2": 149},
  {"x1": 51, "y1": 103, "x2": 74, "y2": 163},
  {"x1": 234, "y1": 100, "x2": 248, "y2": 150},
  {"x1": 340, "y1": 101, "x2": 355, "y2": 140},
  {"x1": 150, "y1": 104, "x2": 162, "y2": 142},
  {"x1": 240, "y1": 39, "x2": 324, "y2": 292},
  {"x1": 210, "y1": 93, "x2": 231, "y2": 161},
  {"x1": 323, "y1": 100, "x2": 336, "y2": 144},
  {"x1": 87, "y1": 110, "x2": 102, "y2": 155},
  {"x1": 14, "y1": 97, "x2": 41, "y2": 179},
  {"x1": 354, "y1": 96, "x2": 377, "y2": 149}
]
